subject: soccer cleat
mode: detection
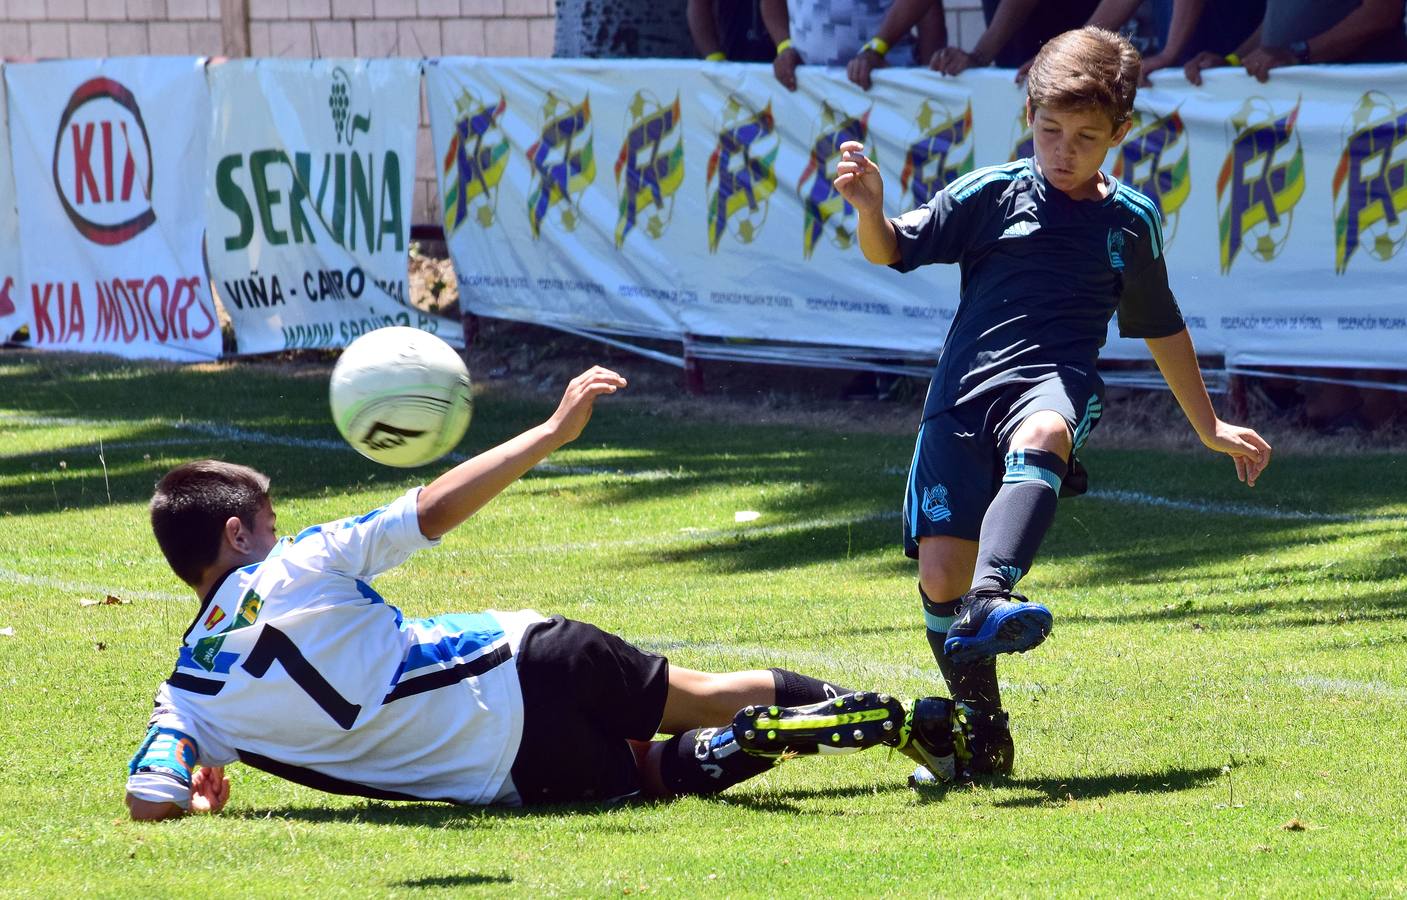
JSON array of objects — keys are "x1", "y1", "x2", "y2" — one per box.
[
  {"x1": 953, "y1": 703, "x2": 1015, "y2": 778},
  {"x1": 943, "y1": 589, "x2": 1052, "y2": 664},
  {"x1": 732, "y1": 692, "x2": 907, "y2": 756},
  {"x1": 890, "y1": 696, "x2": 963, "y2": 783}
]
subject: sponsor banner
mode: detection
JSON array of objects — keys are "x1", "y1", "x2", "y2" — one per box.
[
  {"x1": 206, "y1": 59, "x2": 459, "y2": 354},
  {"x1": 429, "y1": 59, "x2": 1407, "y2": 371},
  {"x1": 5, "y1": 58, "x2": 220, "y2": 360},
  {"x1": 0, "y1": 64, "x2": 25, "y2": 342}
]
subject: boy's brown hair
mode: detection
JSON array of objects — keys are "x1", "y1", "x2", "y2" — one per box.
[
  {"x1": 150, "y1": 460, "x2": 271, "y2": 586},
  {"x1": 1025, "y1": 26, "x2": 1141, "y2": 129}
]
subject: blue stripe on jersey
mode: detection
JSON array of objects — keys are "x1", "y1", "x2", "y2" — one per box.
[
  {"x1": 949, "y1": 159, "x2": 1029, "y2": 203},
  {"x1": 355, "y1": 579, "x2": 403, "y2": 626},
  {"x1": 294, "y1": 524, "x2": 323, "y2": 542},
  {"x1": 354, "y1": 506, "x2": 387, "y2": 524},
  {"x1": 177, "y1": 645, "x2": 239, "y2": 674},
  {"x1": 1114, "y1": 185, "x2": 1163, "y2": 257},
  {"x1": 396, "y1": 613, "x2": 505, "y2": 678}
]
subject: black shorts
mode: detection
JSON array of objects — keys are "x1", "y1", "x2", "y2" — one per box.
[
  {"x1": 509, "y1": 616, "x2": 670, "y2": 805},
  {"x1": 902, "y1": 369, "x2": 1103, "y2": 557}
]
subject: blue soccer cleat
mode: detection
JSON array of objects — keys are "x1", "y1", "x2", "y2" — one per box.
[{"x1": 943, "y1": 589, "x2": 1052, "y2": 664}]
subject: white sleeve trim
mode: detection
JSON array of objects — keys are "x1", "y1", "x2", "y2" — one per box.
[{"x1": 125, "y1": 772, "x2": 191, "y2": 809}]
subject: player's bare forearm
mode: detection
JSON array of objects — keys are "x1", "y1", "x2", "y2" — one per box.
[
  {"x1": 417, "y1": 367, "x2": 626, "y2": 539},
  {"x1": 857, "y1": 210, "x2": 901, "y2": 265},
  {"x1": 1146, "y1": 330, "x2": 1272, "y2": 485},
  {"x1": 1145, "y1": 329, "x2": 1215, "y2": 437}
]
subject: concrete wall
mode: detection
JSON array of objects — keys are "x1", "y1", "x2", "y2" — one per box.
[{"x1": 0, "y1": 0, "x2": 988, "y2": 225}]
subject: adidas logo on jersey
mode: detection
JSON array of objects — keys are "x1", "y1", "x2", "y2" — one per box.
[{"x1": 1001, "y1": 220, "x2": 1039, "y2": 238}]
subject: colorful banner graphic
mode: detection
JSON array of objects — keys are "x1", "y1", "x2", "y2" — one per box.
[
  {"x1": 4, "y1": 58, "x2": 219, "y2": 360},
  {"x1": 425, "y1": 61, "x2": 1407, "y2": 371},
  {"x1": 204, "y1": 59, "x2": 459, "y2": 354}
]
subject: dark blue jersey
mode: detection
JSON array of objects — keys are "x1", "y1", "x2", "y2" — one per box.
[{"x1": 890, "y1": 158, "x2": 1185, "y2": 421}]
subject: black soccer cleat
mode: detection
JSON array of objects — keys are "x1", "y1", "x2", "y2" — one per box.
[
  {"x1": 733, "y1": 692, "x2": 908, "y2": 756},
  {"x1": 943, "y1": 589, "x2": 1052, "y2": 665},
  {"x1": 954, "y1": 703, "x2": 1015, "y2": 778},
  {"x1": 891, "y1": 696, "x2": 962, "y2": 783}
]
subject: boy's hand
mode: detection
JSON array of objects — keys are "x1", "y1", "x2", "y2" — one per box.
[
  {"x1": 846, "y1": 47, "x2": 884, "y2": 90},
  {"x1": 773, "y1": 45, "x2": 801, "y2": 91},
  {"x1": 833, "y1": 141, "x2": 885, "y2": 216},
  {"x1": 189, "y1": 766, "x2": 230, "y2": 815},
  {"x1": 546, "y1": 366, "x2": 627, "y2": 446},
  {"x1": 1183, "y1": 50, "x2": 1227, "y2": 86},
  {"x1": 1201, "y1": 421, "x2": 1272, "y2": 487}
]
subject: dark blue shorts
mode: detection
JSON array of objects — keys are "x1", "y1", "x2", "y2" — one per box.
[{"x1": 902, "y1": 370, "x2": 1104, "y2": 557}]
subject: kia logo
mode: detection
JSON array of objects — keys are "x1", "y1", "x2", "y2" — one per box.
[{"x1": 51, "y1": 77, "x2": 155, "y2": 246}]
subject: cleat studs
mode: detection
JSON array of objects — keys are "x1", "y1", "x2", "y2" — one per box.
[
  {"x1": 767, "y1": 730, "x2": 777, "y2": 740},
  {"x1": 744, "y1": 706, "x2": 755, "y2": 716},
  {"x1": 744, "y1": 729, "x2": 756, "y2": 740},
  {"x1": 879, "y1": 694, "x2": 890, "y2": 703},
  {"x1": 853, "y1": 729, "x2": 864, "y2": 740},
  {"x1": 834, "y1": 699, "x2": 844, "y2": 708},
  {"x1": 769, "y1": 706, "x2": 779, "y2": 716},
  {"x1": 883, "y1": 720, "x2": 894, "y2": 731},
  {"x1": 855, "y1": 692, "x2": 866, "y2": 701},
  {"x1": 831, "y1": 733, "x2": 840, "y2": 742}
]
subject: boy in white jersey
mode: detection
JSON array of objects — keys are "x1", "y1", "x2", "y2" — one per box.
[{"x1": 126, "y1": 366, "x2": 971, "y2": 819}]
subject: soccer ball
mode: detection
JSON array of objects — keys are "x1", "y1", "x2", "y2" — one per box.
[{"x1": 329, "y1": 327, "x2": 472, "y2": 468}]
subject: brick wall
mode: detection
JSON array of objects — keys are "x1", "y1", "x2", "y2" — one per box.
[{"x1": 0, "y1": 0, "x2": 988, "y2": 225}]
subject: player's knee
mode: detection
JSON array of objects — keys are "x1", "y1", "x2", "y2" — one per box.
[
  {"x1": 917, "y1": 566, "x2": 966, "y2": 607},
  {"x1": 1009, "y1": 411, "x2": 1073, "y2": 458}
]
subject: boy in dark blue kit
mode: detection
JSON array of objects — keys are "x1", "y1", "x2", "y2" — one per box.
[{"x1": 835, "y1": 26, "x2": 1272, "y2": 779}]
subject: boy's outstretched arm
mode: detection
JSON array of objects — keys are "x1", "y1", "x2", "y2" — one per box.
[
  {"x1": 1146, "y1": 330, "x2": 1272, "y2": 486},
  {"x1": 416, "y1": 366, "x2": 626, "y2": 539},
  {"x1": 834, "y1": 140, "x2": 900, "y2": 265}
]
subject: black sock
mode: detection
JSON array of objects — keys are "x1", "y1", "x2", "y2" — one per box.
[
  {"x1": 921, "y1": 586, "x2": 1002, "y2": 711},
  {"x1": 656, "y1": 727, "x2": 776, "y2": 796},
  {"x1": 770, "y1": 668, "x2": 853, "y2": 706},
  {"x1": 970, "y1": 448, "x2": 1067, "y2": 594}
]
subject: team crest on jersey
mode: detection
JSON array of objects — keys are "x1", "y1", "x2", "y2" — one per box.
[
  {"x1": 1333, "y1": 90, "x2": 1407, "y2": 273},
  {"x1": 922, "y1": 484, "x2": 952, "y2": 523},
  {"x1": 1216, "y1": 96, "x2": 1305, "y2": 273},
  {"x1": 191, "y1": 589, "x2": 264, "y2": 671},
  {"x1": 798, "y1": 102, "x2": 871, "y2": 259},
  {"x1": 1113, "y1": 108, "x2": 1190, "y2": 247},
  {"x1": 901, "y1": 100, "x2": 974, "y2": 207},
  {"x1": 706, "y1": 95, "x2": 778, "y2": 252},
  {"x1": 1107, "y1": 228, "x2": 1127, "y2": 270}
]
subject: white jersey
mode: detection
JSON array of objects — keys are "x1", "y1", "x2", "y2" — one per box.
[{"x1": 126, "y1": 489, "x2": 546, "y2": 807}]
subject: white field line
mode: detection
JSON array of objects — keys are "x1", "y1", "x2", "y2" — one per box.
[
  {"x1": 0, "y1": 566, "x2": 190, "y2": 603},
  {"x1": 5, "y1": 413, "x2": 1403, "y2": 524},
  {"x1": 1293, "y1": 675, "x2": 1407, "y2": 702}
]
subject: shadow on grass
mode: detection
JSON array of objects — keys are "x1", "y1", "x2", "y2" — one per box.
[
  {"x1": 988, "y1": 764, "x2": 1225, "y2": 808},
  {"x1": 703, "y1": 781, "x2": 914, "y2": 813},
  {"x1": 392, "y1": 873, "x2": 513, "y2": 889}
]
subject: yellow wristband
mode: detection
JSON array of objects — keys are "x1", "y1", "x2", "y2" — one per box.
[
  {"x1": 705, "y1": 51, "x2": 726, "y2": 61},
  {"x1": 1224, "y1": 53, "x2": 1240, "y2": 66},
  {"x1": 776, "y1": 38, "x2": 793, "y2": 56},
  {"x1": 864, "y1": 36, "x2": 890, "y2": 57}
]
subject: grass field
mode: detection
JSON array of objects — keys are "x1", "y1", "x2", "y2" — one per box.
[{"x1": 2, "y1": 349, "x2": 1405, "y2": 897}]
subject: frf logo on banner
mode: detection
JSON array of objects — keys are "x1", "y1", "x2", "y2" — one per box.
[
  {"x1": 901, "y1": 100, "x2": 974, "y2": 208},
  {"x1": 1113, "y1": 108, "x2": 1190, "y2": 246},
  {"x1": 440, "y1": 91, "x2": 509, "y2": 234},
  {"x1": 706, "y1": 95, "x2": 777, "y2": 253},
  {"x1": 798, "y1": 101, "x2": 870, "y2": 259},
  {"x1": 1216, "y1": 96, "x2": 1305, "y2": 274},
  {"x1": 614, "y1": 90, "x2": 684, "y2": 248},
  {"x1": 526, "y1": 91, "x2": 595, "y2": 238},
  {"x1": 1333, "y1": 90, "x2": 1407, "y2": 274},
  {"x1": 52, "y1": 78, "x2": 154, "y2": 245}
]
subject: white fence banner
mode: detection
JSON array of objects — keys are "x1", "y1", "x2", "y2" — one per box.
[
  {"x1": 0, "y1": 63, "x2": 26, "y2": 343},
  {"x1": 206, "y1": 59, "x2": 459, "y2": 354},
  {"x1": 428, "y1": 59, "x2": 1407, "y2": 371},
  {"x1": 5, "y1": 58, "x2": 220, "y2": 360}
]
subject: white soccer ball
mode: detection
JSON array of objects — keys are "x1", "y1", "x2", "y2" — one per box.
[{"x1": 329, "y1": 326, "x2": 472, "y2": 468}]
